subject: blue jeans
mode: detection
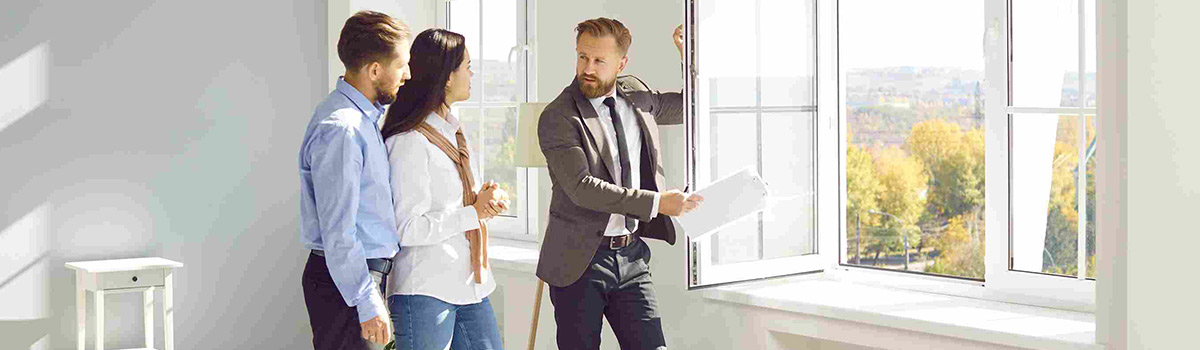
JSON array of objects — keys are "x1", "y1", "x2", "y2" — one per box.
[{"x1": 388, "y1": 294, "x2": 504, "y2": 350}]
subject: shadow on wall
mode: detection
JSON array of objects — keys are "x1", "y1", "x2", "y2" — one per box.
[{"x1": 1, "y1": 0, "x2": 327, "y2": 348}]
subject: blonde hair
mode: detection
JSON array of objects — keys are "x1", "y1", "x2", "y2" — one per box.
[{"x1": 575, "y1": 17, "x2": 632, "y2": 55}]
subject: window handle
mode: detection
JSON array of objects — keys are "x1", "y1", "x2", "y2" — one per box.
[{"x1": 508, "y1": 44, "x2": 532, "y2": 69}]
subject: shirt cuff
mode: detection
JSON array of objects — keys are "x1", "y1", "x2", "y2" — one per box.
[
  {"x1": 460, "y1": 205, "x2": 483, "y2": 230},
  {"x1": 649, "y1": 192, "x2": 661, "y2": 219},
  {"x1": 354, "y1": 286, "x2": 384, "y2": 322}
]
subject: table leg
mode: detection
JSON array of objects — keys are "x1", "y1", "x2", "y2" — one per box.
[
  {"x1": 76, "y1": 272, "x2": 85, "y2": 350},
  {"x1": 164, "y1": 270, "x2": 174, "y2": 350},
  {"x1": 144, "y1": 287, "x2": 155, "y2": 348},
  {"x1": 94, "y1": 290, "x2": 105, "y2": 350}
]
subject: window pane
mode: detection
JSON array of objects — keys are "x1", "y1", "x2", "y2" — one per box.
[
  {"x1": 759, "y1": 0, "x2": 815, "y2": 107},
  {"x1": 708, "y1": 112, "x2": 817, "y2": 264},
  {"x1": 841, "y1": 0, "x2": 986, "y2": 279},
  {"x1": 482, "y1": 107, "x2": 522, "y2": 218},
  {"x1": 1010, "y1": 114, "x2": 1094, "y2": 278},
  {"x1": 702, "y1": 0, "x2": 815, "y2": 108},
  {"x1": 691, "y1": 0, "x2": 821, "y2": 283},
  {"x1": 481, "y1": 0, "x2": 524, "y2": 103},
  {"x1": 1084, "y1": 0, "x2": 1096, "y2": 108},
  {"x1": 702, "y1": 0, "x2": 756, "y2": 108},
  {"x1": 1011, "y1": 0, "x2": 1081, "y2": 107},
  {"x1": 450, "y1": 0, "x2": 483, "y2": 103},
  {"x1": 762, "y1": 112, "x2": 816, "y2": 259},
  {"x1": 455, "y1": 106, "x2": 484, "y2": 169},
  {"x1": 710, "y1": 112, "x2": 760, "y2": 265}
]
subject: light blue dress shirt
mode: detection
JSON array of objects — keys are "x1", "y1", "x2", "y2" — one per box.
[{"x1": 299, "y1": 77, "x2": 399, "y2": 322}]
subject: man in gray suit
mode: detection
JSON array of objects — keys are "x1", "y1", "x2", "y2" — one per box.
[{"x1": 536, "y1": 18, "x2": 703, "y2": 350}]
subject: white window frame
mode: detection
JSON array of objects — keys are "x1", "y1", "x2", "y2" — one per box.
[
  {"x1": 984, "y1": 0, "x2": 1096, "y2": 307},
  {"x1": 828, "y1": 0, "x2": 1096, "y2": 312},
  {"x1": 439, "y1": 0, "x2": 540, "y2": 242},
  {"x1": 682, "y1": 0, "x2": 1098, "y2": 311},
  {"x1": 683, "y1": 0, "x2": 840, "y2": 289}
]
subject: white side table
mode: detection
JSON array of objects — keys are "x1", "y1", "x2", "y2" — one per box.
[{"x1": 65, "y1": 257, "x2": 183, "y2": 350}]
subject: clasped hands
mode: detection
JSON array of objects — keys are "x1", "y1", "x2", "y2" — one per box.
[{"x1": 474, "y1": 181, "x2": 511, "y2": 220}]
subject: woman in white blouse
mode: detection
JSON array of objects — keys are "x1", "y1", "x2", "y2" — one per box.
[{"x1": 379, "y1": 28, "x2": 508, "y2": 350}]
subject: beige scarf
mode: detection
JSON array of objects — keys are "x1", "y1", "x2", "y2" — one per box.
[{"x1": 413, "y1": 122, "x2": 489, "y2": 284}]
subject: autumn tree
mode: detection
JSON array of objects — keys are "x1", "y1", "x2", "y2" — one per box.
[
  {"x1": 871, "y1": 147, "x2": 927, "y2": 262},
  {"x1": 846, "y1": 127, "x2": 883, "y2": 263}
]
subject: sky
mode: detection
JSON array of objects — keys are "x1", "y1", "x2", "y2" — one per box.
[
  {"x1": 840, "y1": 0, "x2": 986, "y2": 70},
  {"x1": 840, "y1": 0, "x2": 1095, "y2": 72}
]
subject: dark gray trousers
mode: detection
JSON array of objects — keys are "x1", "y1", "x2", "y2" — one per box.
[{"x1": 549, "y1": 237, "x2": 666, "y2": 350}]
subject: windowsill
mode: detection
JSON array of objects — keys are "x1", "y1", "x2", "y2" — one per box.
[
  {"x1": 488, "y1": 237, "x2": 540, "y2": 274},
  {"x1": 703, "y1": 275, "x2": 1102, "y2": 350},
  {"x1": 487, "y1": 238, "x2": 1099, "y2": 349}
]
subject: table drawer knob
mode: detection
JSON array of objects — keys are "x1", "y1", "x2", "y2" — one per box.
[{"x1": 132, "y1": 276, "x2": 138, "y2": 282}]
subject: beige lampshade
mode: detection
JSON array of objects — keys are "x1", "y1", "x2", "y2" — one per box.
[{"x1": 515, "y1": 102, "x2": 550, "y2": 168}]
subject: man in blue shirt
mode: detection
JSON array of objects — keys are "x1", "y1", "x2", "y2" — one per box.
[{"x1": 299, "y1": 11, "x2": 411, "y2": 350}]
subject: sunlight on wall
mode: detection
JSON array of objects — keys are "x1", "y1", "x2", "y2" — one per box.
[
  {"x1": 0, "y1": 42, "x2": 49, "y2": 133},
  {"x1": 0, "y1": 203, "x2": 52, "y2": 349}
]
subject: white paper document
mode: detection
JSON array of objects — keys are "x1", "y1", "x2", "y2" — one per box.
[{"x1": 675, "y1": 168, "x2": 770, "y2": 240}]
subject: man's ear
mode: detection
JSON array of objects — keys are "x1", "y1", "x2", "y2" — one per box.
[
  {"x1": 367, "y1": 61, "x2": 382, "y2": 80},
  {"x1": 617, "y1": 56, "x2": 629, "y2": 74}
]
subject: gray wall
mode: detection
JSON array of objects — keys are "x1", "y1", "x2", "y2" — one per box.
[
  {"x1": 1, "y1": 0, "x2": 326, "y2": 349},
  {"x1": 1124, "y1": 0, "x2": 1200, "y2": 348}
]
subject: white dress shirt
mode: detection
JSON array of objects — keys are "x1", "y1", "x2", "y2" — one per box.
[
  {"x1": 587, "y1": 88, "x2": 661, "y2": 237},
  {"x1": 384, "y1": 112, "x2": 495, "y2": 304}
]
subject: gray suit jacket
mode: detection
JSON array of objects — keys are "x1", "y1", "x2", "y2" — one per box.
[{"x1": 535, "y1": 75, "x2": 684, "y2": 287}]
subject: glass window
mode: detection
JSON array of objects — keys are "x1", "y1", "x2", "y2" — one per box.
[
  {"x1": 448, "y1": 0, "x2": 534, "y2": 238},
  {"x1": 687, "y1": 0, "x2": 822, "y2": 288},
  {"x1": 841, "y1": 0, "x2": 987, "y2": 279},
  {"x1": 1008, "y1": 0, "x2": 1096, "y2": 280}
]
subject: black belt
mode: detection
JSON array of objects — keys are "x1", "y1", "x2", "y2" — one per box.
[
  {"x1": 600, "y1": 234, "x2": 635, "y2": 250},
  {"x1": 310, "y1": 250, "x2": 393, "y2": 275}
]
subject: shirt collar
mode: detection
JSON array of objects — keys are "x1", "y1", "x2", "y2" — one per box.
[
  {"x1": 586, "y1": 85, "x2": 620, "y2": 112},
  {"x1": 335, "y1": 77, "x2": 386, "y2": 123},
  {"x1": 424, "y1": 111, "x2": 462, "y2": 137}
]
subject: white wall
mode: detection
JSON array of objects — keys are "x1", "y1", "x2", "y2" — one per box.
[
  {"x1": 1123, "y1": 0, "x2": 1200, "y2": 349},
  {"x1": 0, "y1": 0, "x2": 327, "y2": 349}
]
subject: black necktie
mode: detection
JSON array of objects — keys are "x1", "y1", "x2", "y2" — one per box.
[{"x1": 603, "y1": 97, "x2": 637, "y2": 233}]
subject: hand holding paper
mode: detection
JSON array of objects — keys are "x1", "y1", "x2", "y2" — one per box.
[
  {"x1": 658, "y1": 190, "x2": 704, "y2": 216},
  {"x1": 674, "y1": 169, "x2": 770, "y2": 240}
]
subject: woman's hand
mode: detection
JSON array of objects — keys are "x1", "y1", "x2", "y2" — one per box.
[{"x1": 474, "y1": 182, "x2": 510, "y2": 220}]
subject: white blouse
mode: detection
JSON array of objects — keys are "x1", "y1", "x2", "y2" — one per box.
[{"x1": 384, "y1": 112, "x2": 495, "y2": 305}]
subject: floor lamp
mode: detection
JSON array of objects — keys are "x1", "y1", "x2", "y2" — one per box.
[{"x1": 515, "y1": 102, "x2": 549, "y2": 350}]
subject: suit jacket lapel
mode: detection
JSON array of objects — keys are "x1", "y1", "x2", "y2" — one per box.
[{"x1": 570, "y1": 80, "x2": 617, "y2": 181}]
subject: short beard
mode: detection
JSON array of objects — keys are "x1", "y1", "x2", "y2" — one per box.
[
  {"x1": 578, "y1": 74, "x2": 616, "y2": 99},
  {"x1": 375, "y1": 81, "x2": 397, "y2": 105}
]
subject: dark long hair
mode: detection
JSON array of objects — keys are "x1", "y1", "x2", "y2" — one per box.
[{"x1": 381, "y1": 29, "x2": 467, "y2": 139}]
